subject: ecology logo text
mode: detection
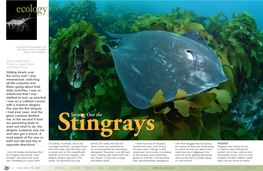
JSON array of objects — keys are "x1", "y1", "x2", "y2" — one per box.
[{"x1": 16, "y1": 4, "x2": 47, "y2": 16}]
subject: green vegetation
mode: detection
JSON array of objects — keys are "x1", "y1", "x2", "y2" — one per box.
[
  {"x1": 49, "y1": 0, "x2": 97, "y2": 38},
  {"x1": 219, "y1": 12, "x2": 263, "y2": 97},
  {"x1": 98, "y1": 10, "x2": 140, "y2": 34}
]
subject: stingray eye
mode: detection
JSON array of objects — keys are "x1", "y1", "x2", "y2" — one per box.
[
  {"x1": 195, "y1": 53, "x2": 204, "y2": 62},
  {"x1": 186, "y1": 50, "x2": 195, "y2": 60}
]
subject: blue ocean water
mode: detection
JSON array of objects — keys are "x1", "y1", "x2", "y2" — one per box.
[{"x1": 50, "y1": 0, "x2": 263, "y2": 31}]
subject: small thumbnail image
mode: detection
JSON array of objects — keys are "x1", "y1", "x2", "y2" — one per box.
[{"x1": 6, "y1": 0, "x2": 37, "y2": 40}]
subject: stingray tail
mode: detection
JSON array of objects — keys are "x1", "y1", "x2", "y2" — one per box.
[{"x1": 98, "y1": 23, "x2": 131, "y2": 39}]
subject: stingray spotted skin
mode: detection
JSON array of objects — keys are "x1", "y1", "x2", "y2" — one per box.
[{"x1": 102, "y1": 30, "x2": 228, "y2": 109}]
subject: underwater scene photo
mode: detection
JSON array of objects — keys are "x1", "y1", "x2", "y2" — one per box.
[{"x1": 49, "y1": 0, "x2": 263, "y2": 140}]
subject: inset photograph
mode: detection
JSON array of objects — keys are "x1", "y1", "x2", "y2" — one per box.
[{"x1": 6, "y1": 0, "x2": 37, "y2": 40}]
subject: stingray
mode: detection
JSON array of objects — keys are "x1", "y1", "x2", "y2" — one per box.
[{"x1": 101, "y1": 28, "x2": 228, "y2": 109}]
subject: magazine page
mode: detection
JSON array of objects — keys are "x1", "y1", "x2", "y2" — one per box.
[{"x1": 2, "y1": 0, "x2": 263, "y2": 171}]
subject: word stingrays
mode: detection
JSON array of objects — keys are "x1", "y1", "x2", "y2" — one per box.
[
  {"x1": 58, "y1": 112, "x2": 155, "y2": 137},
  {"x1": 101, "y1": 28, "x2": 228, "y2": 109}
]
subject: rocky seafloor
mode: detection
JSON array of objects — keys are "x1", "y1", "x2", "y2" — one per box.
[{"x1": 231, "y1": 81, "x2": 263, "y2": 131}]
